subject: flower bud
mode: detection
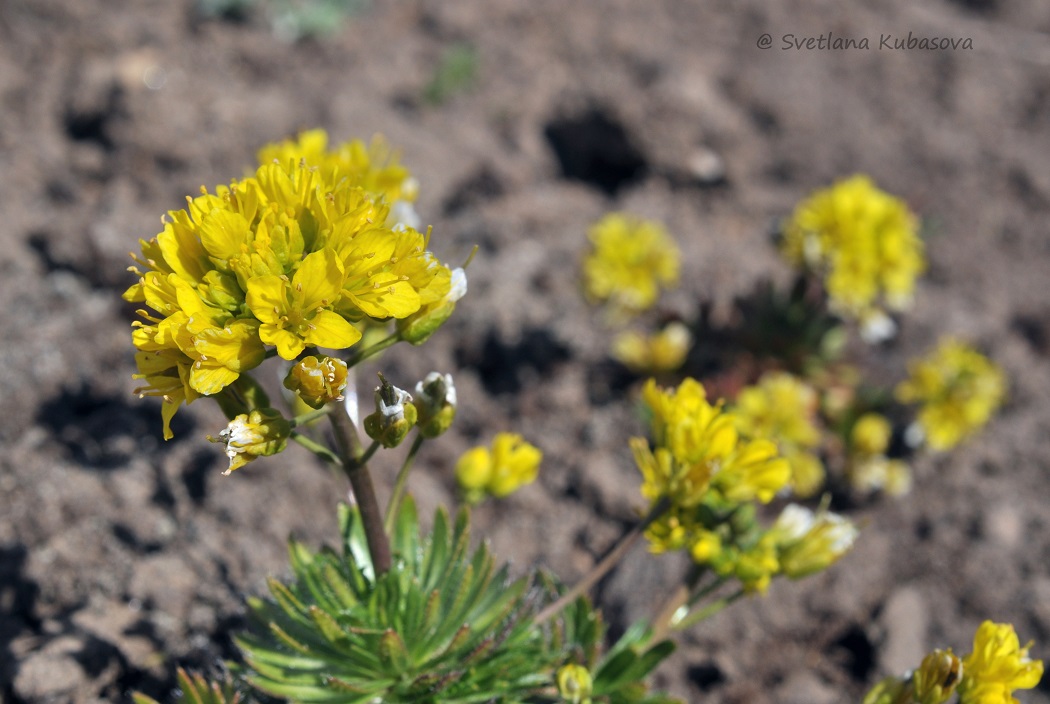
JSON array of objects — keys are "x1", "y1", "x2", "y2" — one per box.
[
  {"x1": 397, "y1": 267, "x2": 466, "y2": 345},
  {"x1": 212, "y1": 408, "x2": 291, "y2": 474},
  {"x1": 556, "y1": 664, "x2": 593, "y2": 704},
  {"x1": 862, "y1": 676, "x2": 912, "y2": 704},
  {"x1": 913, "y1": 648, "x2": 962, "y2": 704},
  {"x1": 852, "y1": 413, "x2": 892, "y2": 456},
  {"x1": 284, "y1": 355, "x2": 349, "y2": 409},
  {"x1": 414, "y1": 372, "x2": 457, "y2": 438},
  {"x1": 363, "y1": 374, "x2": 417, "y2": 448},
  {"x1": 777, "y1": 509, "x2": 858, "y2": 579}
]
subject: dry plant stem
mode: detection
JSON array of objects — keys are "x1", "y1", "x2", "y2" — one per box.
[
  {"x1": 534, "y1": 496, "x2": 672, "y2": 625},
  {"x1": 384, "y1": 433, "x2": 425, "y2": 535},
  {"x1": 329, "y1": 406, "x2": 391, "y2": 575}
]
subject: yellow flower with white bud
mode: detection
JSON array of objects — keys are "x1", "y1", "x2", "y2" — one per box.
[{"x1": 771, "y1": 503, "x2": 858, "y2": 579}]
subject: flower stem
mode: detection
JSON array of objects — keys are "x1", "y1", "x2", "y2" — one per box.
[
  {"x1": 345, "y1": 333, "x2": 400, "y2": 369},
  {"x1": 289, "y1": 407, "x2": 332, "y2": 428},
  {"x1": 384, "y1": 433, "x2": 425, "y2": 535},
  {"x1": 290, "y1": 431, "x2": 341, "y2": 465},
  {"x1": 534, "y1": 496, "x2": 671, "y2": 624},
  {"x1": 329, "y1": 406, "x2": 391, "y2": 575}
]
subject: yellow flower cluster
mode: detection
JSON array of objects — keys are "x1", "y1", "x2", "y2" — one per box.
[
  {"x1": 733, "y1": 372, "x2": 825, "y2": 497},
  {"x1": 781, "y1": 175, "x2": 925, "y2": 328},
  {"x1": 612, "y1": 322, "x2": 692, "y2": 374},
  {"x1": 126, "y1": 130, "x2": 454, "y2": 438},
  {"x1": 582, "y1": 213, "x2": 680, "y2": 319},
  {"x1": 864, "y1": 621, "x2": 1043, "y2": 704},
  {"x1": 632, "y1": 378, "x2": 791, "y2": 509},
  {"x1": 848, "y1": 412, "x2": 912, "y2": 496},
  {"x1": 455, "y1": 433, "x2": 542, "y2": 502},
  {"x1": 895, "y1": 338, "x2": 1006, "y2": 452}
]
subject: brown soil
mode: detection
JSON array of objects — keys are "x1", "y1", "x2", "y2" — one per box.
[{"x1": 1, "y1": 1, "x2": 1049, "y2": 702}]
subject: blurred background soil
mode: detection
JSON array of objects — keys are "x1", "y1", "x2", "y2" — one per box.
[{"x1": 1, "y1": 1, "x2": 1049, "y2": 702}]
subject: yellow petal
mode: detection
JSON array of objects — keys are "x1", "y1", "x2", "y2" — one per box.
[
  {"x1": 199, "y1": 210, "x2": 251, "y2": 262},
  {"x1": 294, "y1": 248, "x2": 345, "y2": 310},
  {"x1": 246, "y1": 275, "x2": 288, "y2": 324},
  {"x1": 304, "y1": 310, "x2": 361, "y2": 350}
]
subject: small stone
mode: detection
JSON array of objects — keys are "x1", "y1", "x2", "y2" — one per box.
[
  {"x1": 12, "y1": 637, "x2": 87, "y2": 700},
  {"x1": 686, "y1": 148, "x2": 727, "y2": 186}
]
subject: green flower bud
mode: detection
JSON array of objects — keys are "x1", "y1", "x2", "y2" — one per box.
[
  {"x1": 414, "y1": 372, "x2": 456, "y2": 438},
  {"x1": 363, "y1": 374, "x2": 417, "y2": 448},
  {"x1": 556, "y1": 664, "x2": 593, "y2": 704},
  {"x1": 284, "y1": 355, "x2": 349, "y2": 409},
  {"x1": 913, "y1": 648, "x2": 962, "y2": 704},
  {"x1": 862, "y1": 676, "x2": 912, "y2": 704},
  {"x1": 775, "y1": 506, "x2": 858, "y2": 579},
  {"x1": 212, "y1": 408, "x2": 290, "y2": 474}
]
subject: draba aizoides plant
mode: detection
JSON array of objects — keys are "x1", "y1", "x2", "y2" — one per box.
[
  {"x1": 128, "y1": 132, "x2": 1040, "y2": 704},
  {"x1": 581, "y1": 175, "x2": 1007, "y2": 501}
]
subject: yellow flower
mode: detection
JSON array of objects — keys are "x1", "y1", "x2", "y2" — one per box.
[
  {"x1": 734, "y1": 372, "x2": 822, "y2": 449},
  {"x1": 636, "y1": 378, "x2": 790, "y2": 507},
  {"x1": 783, "y1": 448, "x2": 826, "y2": 499},
  {"x1": 781, "y1": 175, "x2": 925, "y2": 323},
  {"x1": 556, "y1": 664, "x2": 593, "y2": 704},
  {"x1": 284, "y1": 356, "x2": 348, "y2": 409},
  {"x1": 582, "y1": 213, "x2": 679, "y2": 318},
  {"x1": 896, "y1": 338, "x2": 1006, "y2": 451},
  {"x1": 959, "y1": 621, "x2": 1043, "y2": 704},
  {"x1": 733, "y1": 535, "x2": 780, "y2": 594},
  {"x1": 852, "y1": 412, "x2": 892, "y2": 456},
  {"x1": 126, "y1": 131, "x2": 452, "y2": 439},
  {"x1": 913, "y1": 648, "x2": 963, "y2": 704},
  {"x1": 611, "y1": 322, "x2": 691, "y2": 373},
  {"x1": 246, "y1": 248, "x2": 361, "y2": 359},
  {"x1": 455, "y1": 433, "x2": 542, "y2": 501},
  {"x1": 212, "y1": 408, "x2": 291, "y2": 474}
]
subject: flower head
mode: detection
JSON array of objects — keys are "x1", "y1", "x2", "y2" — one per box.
[
  {"x1": 913, "y1": 649, "x2": 963, "y2": 704},
  {"x1": 284, "y1": 355, "x2": 348, "y2": 409},
  {"x1": 772, "y1": 504, "x2": 858, "y2": 579},
  {"x1": 556, "y1": 664, "x2": 593, "y2": 704},
  {"x1": 635, "y1": 378, "x2": 790, "y2": 507},
  {"x1": 455, "y1": 433, "x2": 542, "y2": 502},
  {"x1": 612, "y1": 322, "x2": 691, "y2": 374},
  {"x1": 896, "y1": 338, "x2": 1006, "y2": 451},
  {"x1": 780, "y1": 175, "x2": 925, "y2": 326},
  {"x1": 212, "y1": 408, "x2": 291, "y2": 474},
  {"x1": 127, "y1": 130, "x2": 453, "y2": 438},
  {"x1": 958, "y1": 621, "x2": 1043, "y2": 704},
  {"x1": 582, "y1": 213, "x2": 679, "y2": 318}
]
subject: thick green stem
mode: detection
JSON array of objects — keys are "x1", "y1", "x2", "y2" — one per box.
[
  {"x1": 330, "y1": 407, "x2": 391, "y2": 575},
  {"x1": 384, "y1": 433, "x2": 425, "y2": 535},
  {"x1": 534, "y1": 496, "x2": 671, "y2": 625}
]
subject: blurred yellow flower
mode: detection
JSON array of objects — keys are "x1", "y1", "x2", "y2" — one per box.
[
  {"x1": 582, "y1": 213, "x2": 679, "y2": 318},
  {"x1": 781, "y1": 175, "x2": 924, "y2": 326},
  {"x1": 896, "y1": 338, "x2": 1006, "y2": 451},
  {"x1": 455, "y1": 433, "x2": 542, "y2": 502},
  {"x1": 959, "y1": 621, "x2": 1043, "y2": 704},
  {"x1": 612, "y1": 322, "x2": 691, "y2": 374},
  {"x1": 851, "y1": 412, "x2": 892, "y2": 456}
]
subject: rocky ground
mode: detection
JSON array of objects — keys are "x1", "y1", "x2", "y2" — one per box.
[{"x1": 1, "y1": 0, "x2": 1050, "y2": 702}]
